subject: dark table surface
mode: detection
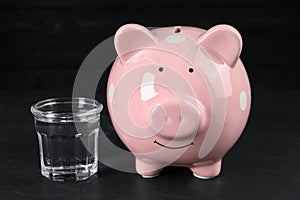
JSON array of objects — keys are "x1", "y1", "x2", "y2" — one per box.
[{"x1": 0, "y1": 88, "x2": 299, "y2": 200}]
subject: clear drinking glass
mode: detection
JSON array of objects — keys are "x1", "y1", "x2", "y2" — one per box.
[{"x1": 30, "y1": 97, "x2": 103, "y2": 182}]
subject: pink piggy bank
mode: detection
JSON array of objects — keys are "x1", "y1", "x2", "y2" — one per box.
[{"x1": 107, "y1": 24, "x2": 251, "y2": 179}]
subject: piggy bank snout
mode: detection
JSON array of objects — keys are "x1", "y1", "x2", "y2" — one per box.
[{"x1": 150, "y1": 100, "x2": 201, "y2": 141}]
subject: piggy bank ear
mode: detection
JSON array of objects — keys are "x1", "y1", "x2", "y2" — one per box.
[
  {"x1": 198, "y1": 25, "x2": 242, "y2": 67},
  {"x1": 114, "y1": 24, "x2": 157, "y2": 57}
]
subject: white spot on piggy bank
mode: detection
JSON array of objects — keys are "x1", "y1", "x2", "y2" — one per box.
[
  {"x1": 240, "y1": 90, "x2": 247, "y2": 111},
  {"x1": 141, "y1": 72, "x2": 158, "y2": 101},
  {"x1": 109, "y1": 84, "x2": 114, "y2": 103},
  {"x1": 166, "y1": 34, "x2": 186, "y2": 43}
]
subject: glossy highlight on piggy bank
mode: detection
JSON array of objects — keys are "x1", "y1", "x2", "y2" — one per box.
[{"x1": 107, "y1": 24, "x2": 251, "y2": 179}]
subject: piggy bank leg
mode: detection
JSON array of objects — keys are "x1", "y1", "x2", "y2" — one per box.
[
  {"x1": 136, "y1": 158, "x2": 163, "y2": 178},
  {"x1": 190, "y1": 159, "x2": 222, "y2": 179}
]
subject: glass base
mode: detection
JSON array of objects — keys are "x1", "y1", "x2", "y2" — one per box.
[{"x1": 41, "y1": 163, "x2": 97, "y2": 182}]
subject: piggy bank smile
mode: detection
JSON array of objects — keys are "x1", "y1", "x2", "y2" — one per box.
[{"x1": 154, "y1": 140, "x2": 194, "y2": 149}]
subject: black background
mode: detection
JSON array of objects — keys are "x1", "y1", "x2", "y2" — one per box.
[
  {"x1": 1, "y1": 0, "x2": 300, "y2": 199},
  {"x1": 1, "y1": 0, "x2": 300, "y2": 90}
]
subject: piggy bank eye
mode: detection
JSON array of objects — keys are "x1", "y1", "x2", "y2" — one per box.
[
  {"x1": 158, "y1": 67, "x2": 164, "y2": 72},
  {"x1": 174, "y1": 27, "x2": 181, "y2": 33},
  {"x1": 188, "y1": 68, "x2": 194, "y2": 73}
]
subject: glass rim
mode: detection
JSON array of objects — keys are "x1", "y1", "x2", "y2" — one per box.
[{"x1": 30, "y1": 97, "x2": 103, "y2": 122}]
